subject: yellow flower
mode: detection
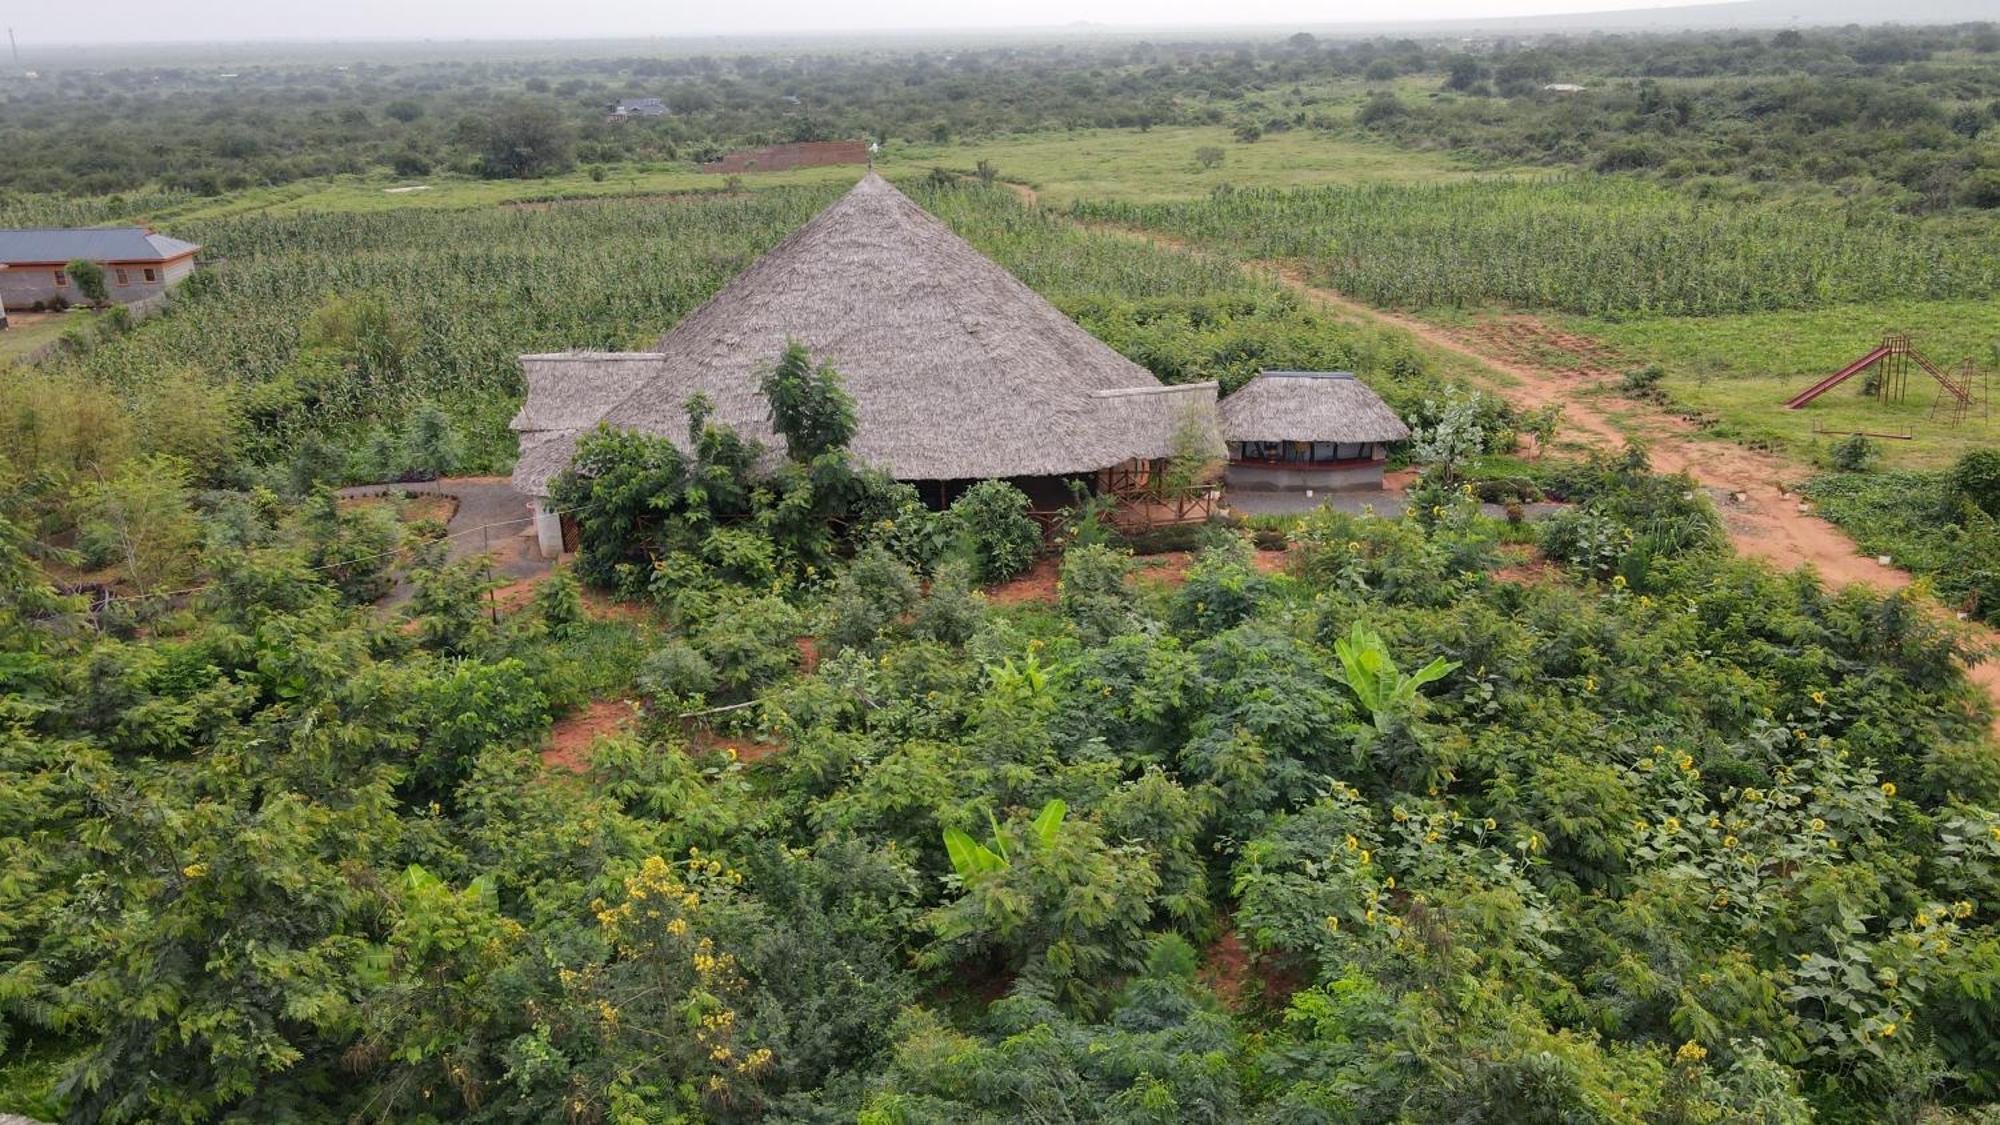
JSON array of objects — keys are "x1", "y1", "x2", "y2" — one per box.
[
  {"x1": 1675, "y1": 1040, "x2": 1708, "y2": 1064},
  {"x1": 180, "y1": 863, "x2": 207, "y2": 879},
  {"x1": 1723, "y1": 835, "x2": 1738, "y2": 848},
  {"x1": 1809, "y1": 818, "x2": 1826, "y2": 832},
  {"x1": 1953, "y1": 900, "x2": 1975, "y2": 919},
  {"x1": 1482, "y1": 817, "x2": 1497, "y2": 831},
  {"x1": 1359, "y1": 849, "x2": 1372, "y2": 864},
  {"x1": 1743, "y1": 788, "x2": 1764, "y2": 803},
  {"x1": 1811, "y1": 690, "x2": 1826, "y2": 705},
  {"x1": 1880, "y1": 782, "x2": 1897, "y2": 798},
  {"x1": 1916, "y1": 911, "x2": 1931, "y2": 929},
  {"x1": 1384, "y1": 876, "x2": 1396, "y2": 890},
  {"x1": 1325, "y1": 915, "x2": 1340, "y2": 932},
  {"x1": 1392, "y1": 807, "x2": 1409, "y2": 822},
  {"x1": 1880, "y1": 1022, "x2": 1898, "y2": 1038},
  {"x1": 1663, "y1": 816, "x2": 1680, "y2": 833},
  {"x1": 1678, "y1": 754, "x2": 1695, "y2": 771},
  {"x1": 1611, "y1": 575, "x2": 1627, "y2": 589},
  {"x1": 1345, "y1": 835, "x2": 1359, "y2": 851}
]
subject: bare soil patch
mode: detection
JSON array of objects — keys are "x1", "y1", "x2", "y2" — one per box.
[
  {"x1": 1200, "y1": 924, "x2": 1303, "y2": 1014},
  {"x1": 543, "y1": 698, "x2": 639, "y2": 772},
  {"x1": 1447, "y1": 315, "x2": 1629, "y2": 380},
  {"x1": 1131, "y1": 548, "x2": 1292, "y2": 591},
  {"x1": 988, "y1": 557, "x2": 1062, "y2": 605}
]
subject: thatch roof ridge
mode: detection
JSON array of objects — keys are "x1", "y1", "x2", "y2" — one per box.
[
  {"x1": 511, "y1": 172, "x2": 1203, "y2": 495},
  {"x1": 1093, "y1": 380, "x2": 1224, "y2": 464},
  {"x1": 1219, "y1": 370, "x2": 1410, "y2": 445},
  {"x1": 512, "y1": 353, "x2": 667, "y2": 436}
]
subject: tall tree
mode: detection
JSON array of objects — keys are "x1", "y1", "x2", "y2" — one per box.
[
  {"x1": 760, "y1": 339, "x2": 857, "y2": 463},
  {"x1": 476, "y1": 100, "x2": 575, "y2": 179}
]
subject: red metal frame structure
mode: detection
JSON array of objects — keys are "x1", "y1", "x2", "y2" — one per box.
[{"x1": 1783, "y1": 334, "x2": 1980, "y2": 425}]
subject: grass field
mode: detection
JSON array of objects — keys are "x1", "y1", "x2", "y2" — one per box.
[
  {"x1": 137, "y1": 125, "x2": 1500, "y2": 223},
  {"x1": 0, "y1": 310, "x2": 100, "y2": 365},
  {"x1": 1567, "y1": 299, "x2": 2000, "y2": 471},
  {"x1": 904, "y1": 125, "x2": 1505, "y2": 206}
]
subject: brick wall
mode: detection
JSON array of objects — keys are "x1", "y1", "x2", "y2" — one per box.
[{"x1": 701, "y1": 140, "x2": 869, "y2": 174}]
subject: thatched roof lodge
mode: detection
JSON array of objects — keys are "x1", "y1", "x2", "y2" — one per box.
[
  {"x1": 1219, "y1": 371, "x2": 1409, "y2": 492},
  {"x1": 512, "y1": 172, "x2": 1221, "y2": 555}
]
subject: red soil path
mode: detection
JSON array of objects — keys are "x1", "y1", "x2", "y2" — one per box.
[{"x1": 542, "y1": 698, "x2": 638, "y2": 773}]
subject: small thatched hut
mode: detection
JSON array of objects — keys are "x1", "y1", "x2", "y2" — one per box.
[
  {"x1": 512, "y1": 172, "x2": 1221, "y2": 555},
  {"x1": 1219, "y1": 371, "x2": 1409, "y2": 492}
]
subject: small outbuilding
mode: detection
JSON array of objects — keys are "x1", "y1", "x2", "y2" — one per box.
[{"x1": 1219, "y1": 371, "x2": 1409, "y2": 492}]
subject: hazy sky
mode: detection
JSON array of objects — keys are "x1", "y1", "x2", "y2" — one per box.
[{"x1": 8, "y1": 0, "x2": 1705, "y2": 47}]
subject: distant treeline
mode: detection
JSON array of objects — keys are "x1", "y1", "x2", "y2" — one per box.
[{"x1": 0, "y1": 23, "x2": 1996, "y2": 206}]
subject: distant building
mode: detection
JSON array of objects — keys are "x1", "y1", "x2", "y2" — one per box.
[
  {"x1": 0, "y1": 227, "x2": 200, "y2": 308},
  {"x1": 0, "y1": 264, "x2": 10, "y2": 330},
  {"x1": 1219, "y1": 371, "x2": 1409, "y2": 492},
  {"x1": 1543, "y1": 83, "x2": 1586, "y2": 93},
  {"x1": 606, "y1": 96, "x2": 666, "y2": 120}
]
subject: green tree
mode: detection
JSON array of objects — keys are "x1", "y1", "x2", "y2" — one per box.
[
  {"x1": 476, "y1": 100, "x2": 575, "y2": 179},
  {"x1": 404, "y1": 402, "x2": 463, "y2": 479},
  {"x1": 761, "y1": 339, "x2": 857, "y2": 462},
  {"x1": 1409, "y1": 386, "x2": 1487, "y2": 484},
  {"x1": 948, "y1": 480, "x2": 1042, "y2": 584},
  {"x1": 75, "y1": 453, "x2": 199, "y2": 594}
]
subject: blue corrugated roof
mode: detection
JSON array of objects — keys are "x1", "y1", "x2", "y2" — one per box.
[{"x1": 0, "y1": 227, "x2": 200, "y2": 264}]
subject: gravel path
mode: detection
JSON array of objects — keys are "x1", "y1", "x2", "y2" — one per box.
[{"x1": 337, "y1": 476, "x2": 551, "y2": 604}]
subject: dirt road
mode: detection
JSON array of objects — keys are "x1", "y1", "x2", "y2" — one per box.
[
  {"x1": 1048, "y1": 212, "x2": 1998, "y2": 720},
  {"x1": 1264, "y1": 266, "x2": 1915, "y2": 592}
]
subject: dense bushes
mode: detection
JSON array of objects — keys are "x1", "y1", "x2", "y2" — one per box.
[
  {"x1": 947, "y1": 480, "x2": 1043, "y2": 584},
  {"x1": 8, "y1": 441, "x2": 2000, "y2": 1119}
]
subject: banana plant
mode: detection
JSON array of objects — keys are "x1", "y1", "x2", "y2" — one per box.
[
  {"x1": 1333, "y1": 622, "x2": 1459, "y2": 733},
  {"x1": 942, "y1": 799, "x2": 1066, "y2": 882}
]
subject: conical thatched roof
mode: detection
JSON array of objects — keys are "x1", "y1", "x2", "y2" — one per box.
[
  {"x1": 1219, "y1": 371, "x2": 1409, "y2": 445},
  {"x1": 511, "y1": 173, "x2": 1220, "y2": 495}
]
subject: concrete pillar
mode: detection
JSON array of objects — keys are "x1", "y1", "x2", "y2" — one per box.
[{"x1": 532, "y1": 499, "x2": 564, "y2": 559}]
